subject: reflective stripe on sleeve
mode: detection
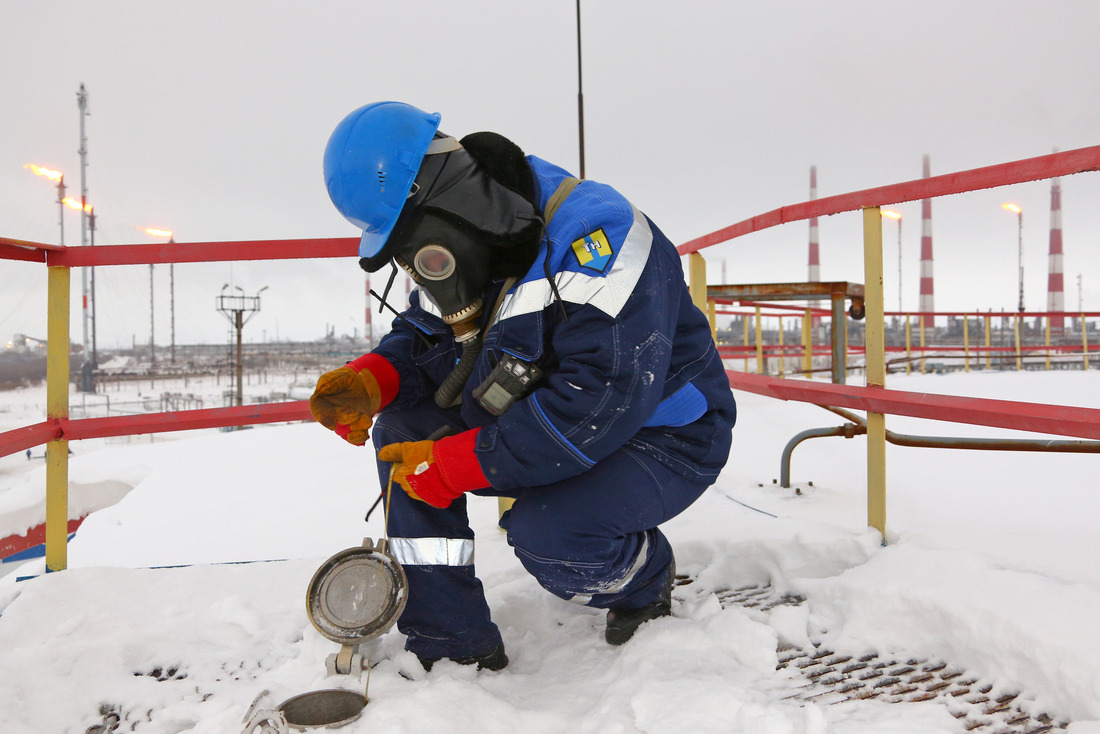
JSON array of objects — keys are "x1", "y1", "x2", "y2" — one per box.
[{"x1": 388, "y1": 537, "x2": 475, "y2": 566}]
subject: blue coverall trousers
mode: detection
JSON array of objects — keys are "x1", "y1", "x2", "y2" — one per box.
[{"x1": 372, "y1": 399, "x2": 710, "y2": 661}]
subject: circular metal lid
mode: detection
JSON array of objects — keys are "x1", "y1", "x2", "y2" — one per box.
[{"x1": 306, "y1": 539, "x2": 408, "y2": 645}]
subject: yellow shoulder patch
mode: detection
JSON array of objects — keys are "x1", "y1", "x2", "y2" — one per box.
[{"x1": 570, "y1": 229, "x2": 614, "y2": 272}]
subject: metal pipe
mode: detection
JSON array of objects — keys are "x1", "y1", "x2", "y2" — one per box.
[
  {"x1": 780, "y1": 424, "x2": 865, "y2": 487},
  {"x1": 779, "y1": 404, "x2": 1100, "y2": 489},
  {"x1": 824, "y1": 406, "x2": 1100, "y2": 453},
  {"x1": 575, "y1": 0, "x2": 585, "y2": 178},
  {"x1": 830, "y1": 295, "x2": 845, "y2": 384}
]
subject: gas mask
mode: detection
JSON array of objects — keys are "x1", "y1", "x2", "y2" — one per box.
[
  {"x1": 392, "y1": 209, "x2": 493, "y2": 340},
  {"x1": 366, "y1": 138, "x2": 543, "y2": 339},
  {"x1": 359, "y1": 133, "x2": 544, "y2": 407}
]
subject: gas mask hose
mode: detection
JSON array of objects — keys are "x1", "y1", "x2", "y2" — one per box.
[{"x1": 434, "y1": 314, "x2": 485, "y2": 409}]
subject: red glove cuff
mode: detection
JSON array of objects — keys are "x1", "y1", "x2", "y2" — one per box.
[
  {"x1": 346, "y1": 353, "x2": 400, "y2": 410},
  {"x1": 433, "y1": 428, "x2": 492, "y2": 494}
]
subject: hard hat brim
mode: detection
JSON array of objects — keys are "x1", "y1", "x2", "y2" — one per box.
[{"x1": 358, "y1": 225, "x2": 394, "y2": 259}]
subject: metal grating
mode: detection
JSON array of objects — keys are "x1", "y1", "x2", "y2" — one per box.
[{"x1": 676, "y1": 579, "x2": 1070, "y2": 733}]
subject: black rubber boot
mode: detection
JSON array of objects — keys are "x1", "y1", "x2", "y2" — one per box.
[
  {"x1": 604, "y1": 558, "x2": 676, "y2": 646},
  {"x1": 418, "y1": 642, "x2": 509, "y2": 672}
]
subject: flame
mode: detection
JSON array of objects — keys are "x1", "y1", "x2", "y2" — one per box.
[
  {"x1": 881, "y1": 210, "x2": 901, "y2": 220},
  {"x1": 1003, "y1": 203, "x2": 1022, "y2": 214},
  {"x1": 144, "y1": 227, "x2": 173, "y2": 238},
  {"x1": 62, "y1": 197, "x2": 93, "y2": 213},
  {"x1": 24, "y1": 163, "x2": 63, "y2": 182}
]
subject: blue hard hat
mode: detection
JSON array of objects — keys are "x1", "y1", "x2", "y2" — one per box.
[{"x1": 323, "y1": 101, "x2": 442, "y2": 258}]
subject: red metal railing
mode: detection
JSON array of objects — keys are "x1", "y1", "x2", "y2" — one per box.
[
  {"x1": 677, "y1": 146, "x2": 1100, "y2": 255},
  {"x1": 725, "y1": 370, "x2": 1100, "y2": 440},
  {"x1": 0, "y1": 234, "x2": 353, "y2": 460},
  {"x1": 3, "y1": 145, "x2": 1099, "y2": 562}
]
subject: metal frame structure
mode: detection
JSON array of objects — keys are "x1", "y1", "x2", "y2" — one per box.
[{"x1": 707, "y1": 282, "x2": 864, "y2": 384}]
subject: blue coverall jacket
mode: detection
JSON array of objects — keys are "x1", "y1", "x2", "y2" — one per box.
[{"x1": 370, "y1": 155, "x2": 736, "y2": 661}]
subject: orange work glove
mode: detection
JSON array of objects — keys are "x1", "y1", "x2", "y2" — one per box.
[
  {"x1": 309, "y1": 353, "x2": 399, "y2": 445},
  {"x1": 378, "y1": 429, "x2": 491, "y2": 509}
]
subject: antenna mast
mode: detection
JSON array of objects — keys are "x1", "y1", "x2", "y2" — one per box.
[{"x1": 77, "y1": 83, "x2": 95, "y2": 391}]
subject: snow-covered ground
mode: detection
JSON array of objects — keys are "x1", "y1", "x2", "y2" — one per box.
[{"x1": 1, "y1": 369, "x2": 1099, "y2": 733}]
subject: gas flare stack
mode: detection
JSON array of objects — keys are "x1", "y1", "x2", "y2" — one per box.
[
  {"x1": 919, "y1": 155, "x2": 935, "y2": 319},
  {"x1": 808, "y1": 165, "x2": 820, "y2": 283},
  {"x1": 1048, "y1": 174, "x2": 1065, "y2": 335}
]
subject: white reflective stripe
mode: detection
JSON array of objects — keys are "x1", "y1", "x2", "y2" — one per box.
[
  {"x1": 389, "y1": 537, "x2": 475, "y2": 566},
  {"x1": 495, "y1": 204, "x2": 654, "y2": 323}
]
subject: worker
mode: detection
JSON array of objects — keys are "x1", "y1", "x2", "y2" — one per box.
[{"x1": 310, "y1": 101, "x2": 735, "y2": 672}]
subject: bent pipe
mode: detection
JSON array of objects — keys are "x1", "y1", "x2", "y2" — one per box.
[
  {"x1": 780, "y1": 405, "x2": 1100, "y2": 488},
  {"x1": 780, "y1": 424, "x2": 866, "y2": 488}
]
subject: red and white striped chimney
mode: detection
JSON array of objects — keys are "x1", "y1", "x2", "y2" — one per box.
[
  {"x1": 1048, "y1": 175, "x2": 1065, "y2": 333},
  {"x1": 919, "y1": 154, "x2": 935, "y2": 316},
  {"x1": 808, "y1": 165, "x2": 820, "y2": 282}
]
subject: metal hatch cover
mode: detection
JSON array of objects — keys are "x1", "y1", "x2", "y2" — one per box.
[{"x1": 306, "y1": 538, "x2": 408, "y2": 645}]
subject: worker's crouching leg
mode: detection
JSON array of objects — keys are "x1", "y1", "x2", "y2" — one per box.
[
  {"x1": 499, "y1": 447, "x2": 709, "y2": 611},
  {"x1": 372, "y1": 402, "x2": 504, "y2": 663}
]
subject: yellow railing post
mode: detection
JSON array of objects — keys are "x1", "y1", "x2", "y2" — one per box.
[
  {"x1": 46, "y1": 265, "x2": 71, "y2": 572},
  {"x1": 862, "y1": 207, "x2": 887, "y2": 542},
  {"x1": 687, "y1": 253, "x2": 714, "y2": 342},
  {"x1": 707, "y1": 299, "x2": 717, "y2": 343},
  {"x1": 844, "y1": 307, "x2": 849, "y2": 377},
  {"x1": 919, "y1": 314, "x2": 926, "y2": 374},
  {"x1": 985, "y1": 314, "x2": 992, "y2": 370},
  {"x1": 743, "y1": 314, "x2": 750, "y2": 373},
  {"x1": 1083, "y1": 315, "x2": 1090, "y2": 371},
  {"x1": 777, "y1": 316, "x2": 785, "y2": 377},
  {"x1": 1014, "y1": 314, "x2": 1023, "y2": 371},
  {"x1": 1045, "y1": 315, "x2": 1051, "y2": 370},
  {"x1": 905, "y1": 315, "x2": 912, "y2": 375},
  {"x1": 802, "y1": 308, "x2": 812, "y2": 378},
  {"x1": 755, "y1": 306, "x2": 764, "y2": 374},
  {"x1": 964, "y1": 314, "x2": 970, "y2": 373}
]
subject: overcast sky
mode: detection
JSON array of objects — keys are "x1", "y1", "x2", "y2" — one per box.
[{"x1": 3, "y1": 1, "x2": 1099, "y2": 351}]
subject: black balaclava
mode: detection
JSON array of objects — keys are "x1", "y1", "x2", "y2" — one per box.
[{"x1": 359, "y1": 132, "x2": 543, "y2": 327}]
